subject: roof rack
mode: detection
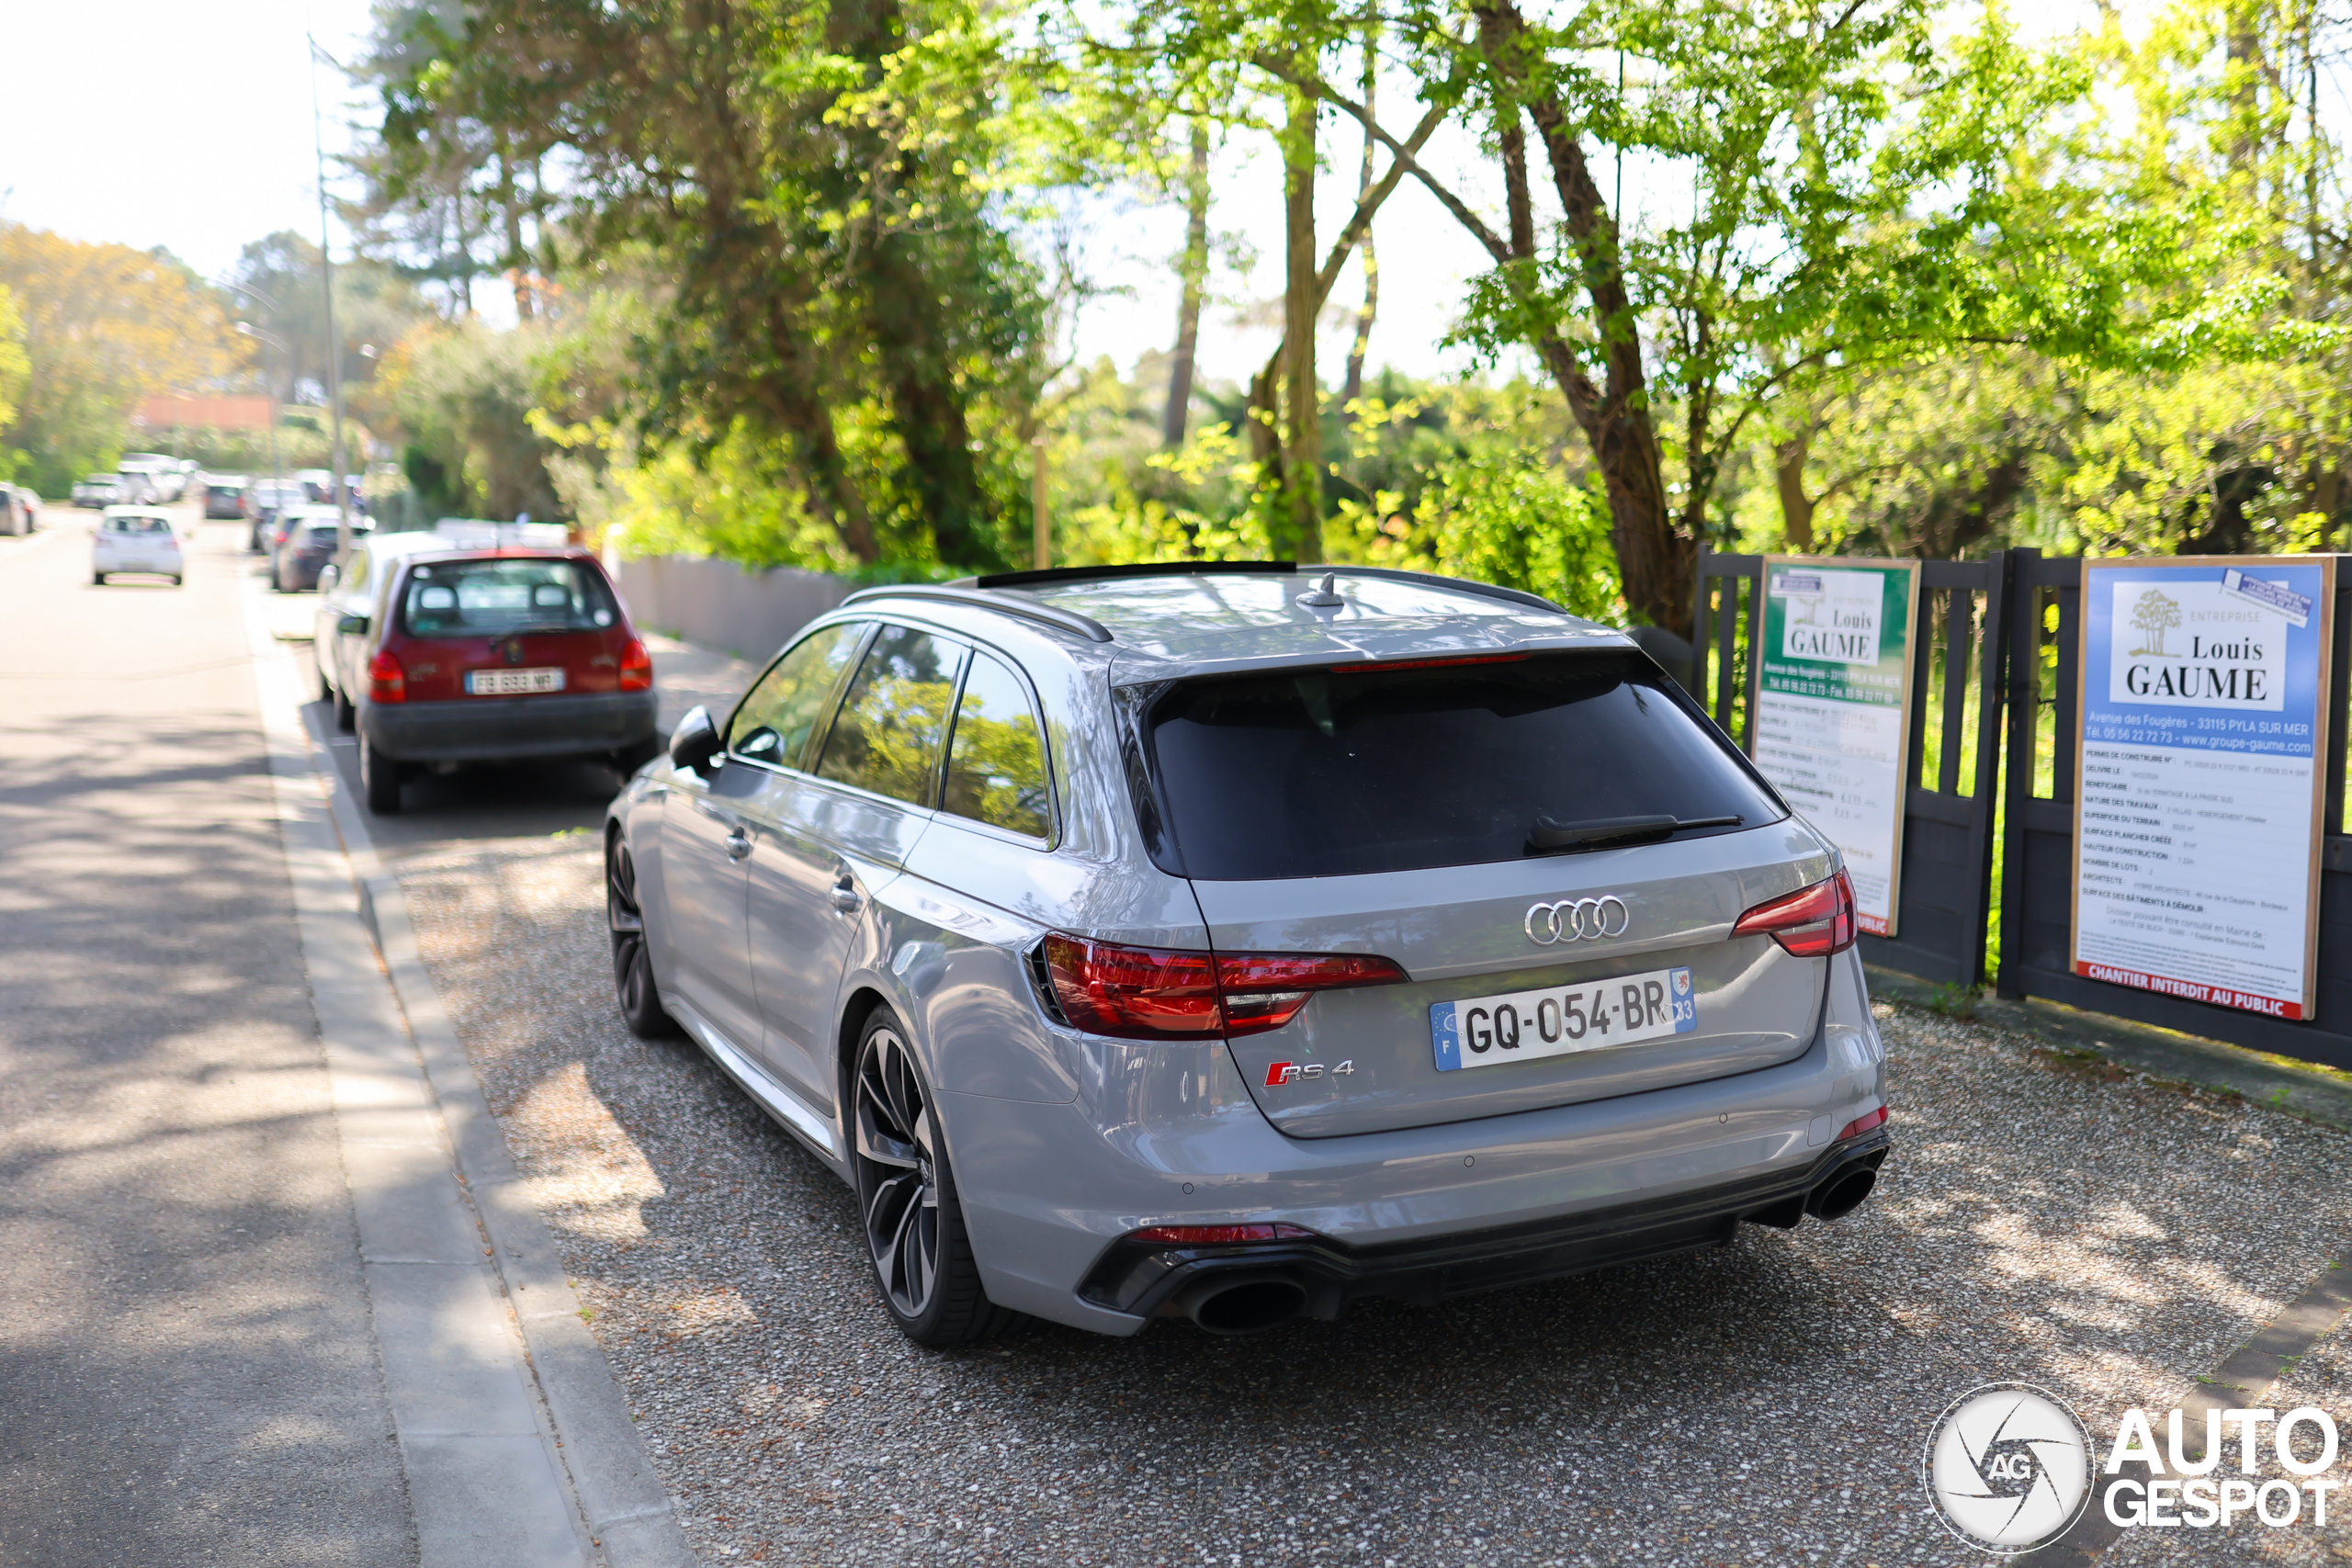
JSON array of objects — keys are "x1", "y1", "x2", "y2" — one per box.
[
  {"x1": 967, "y1": 559, "x2": 1295, "y2": 590},
  {"x1": 840, "y1": 583, "x2": 1114, "y2": 643}
]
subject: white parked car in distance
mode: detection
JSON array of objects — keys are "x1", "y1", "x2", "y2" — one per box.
[{"x1": 93, "y1": 507, "x2": 184, "y2": 586}]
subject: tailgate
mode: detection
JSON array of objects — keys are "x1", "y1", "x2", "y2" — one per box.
[{"x1": 1200, "y1": 829, "x2": 1835, "y2": 1137}]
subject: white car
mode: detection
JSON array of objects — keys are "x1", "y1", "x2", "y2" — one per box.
[{"x1": 93, "y1": 508, "x2": 184, "y2": 585}]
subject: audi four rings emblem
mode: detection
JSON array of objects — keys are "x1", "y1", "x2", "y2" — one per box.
[{"x1": 1524, "y1": 896, "x2": 1631, "y2": 944}]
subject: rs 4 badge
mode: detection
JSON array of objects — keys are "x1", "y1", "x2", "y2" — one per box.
[{"x1": 1265, "y1": 1060, "x2": 1354, "y2": 1087}]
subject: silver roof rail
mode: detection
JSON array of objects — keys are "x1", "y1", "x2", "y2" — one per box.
[{"x1": 840, "y1": 583, "x2": 1115, "y2": 644}]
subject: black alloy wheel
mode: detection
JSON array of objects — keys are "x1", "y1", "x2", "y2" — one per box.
[
  {"x1": 605, "y1": 840, "x2": 677, "y2": 1040},
  {"x1": 850, "y1": 1010, "x2": 1016, "y2": 1347}
]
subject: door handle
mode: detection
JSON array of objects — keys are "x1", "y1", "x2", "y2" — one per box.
[
  {"x1": 829, "y1": 876, "x2": 861, "y2": 913},
  {"x1": 724, "y1": 826, "x2": 754, "y2": 862}
]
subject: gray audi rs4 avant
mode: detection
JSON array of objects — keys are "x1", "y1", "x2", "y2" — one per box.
[{"x1": 604, "y1": 562, "x2": 1891, "y2": 1345}]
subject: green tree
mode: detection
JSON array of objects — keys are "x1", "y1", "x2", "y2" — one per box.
[
  {"x1": 357, "y1": 0, "x2": 1081, "y2": 569},
  {"x1": 0, "y1": 225, "x2": 240, "y2": 492}
]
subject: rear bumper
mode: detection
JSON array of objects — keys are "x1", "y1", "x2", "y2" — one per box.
[
  {"x1": 361, "y1": 689, "x2": 659, "y2": 762},
  {"x1": 948, "y1": 947, "x2": 1889, "y2": 1337},
  {"x1": 1079, "y1": 1130, "x2": 1892, "y2": 1319}
]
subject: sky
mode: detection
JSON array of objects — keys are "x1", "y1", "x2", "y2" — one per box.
[
  {"x1": 0, "y1": 0, "x2": 2139, "y2": 396},
  {"x1": 1, "y1": 0, "x2": 379, "y2": 279}
]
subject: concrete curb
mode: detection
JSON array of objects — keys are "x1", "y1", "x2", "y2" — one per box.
[
  {"x1": 244, "y1": 573, "x2": 695, "y2": 1568},
  {"x1": 1866, "y1": 965, "x2": 2352, "y2": 1133},
  {"x1": 322, "y1": 727, "x2": 696, "y2": 1567}
]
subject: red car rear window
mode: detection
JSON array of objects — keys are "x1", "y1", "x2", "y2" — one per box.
[{"x1": 399, "y1": 558, "x2": 619, "y2": 638}]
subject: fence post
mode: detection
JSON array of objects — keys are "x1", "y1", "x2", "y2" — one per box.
[
  {"x1": 1962, "y1": 551, "x2": 2013, "y2": 987},
  {"x1": 1996, "y1": 547, "x2": 2041, "y2": 998},
  {"x1": 1691, "y1": 546, "x2": 1713, "y2": 725}
]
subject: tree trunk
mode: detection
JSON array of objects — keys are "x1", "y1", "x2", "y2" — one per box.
[
  {"x1": 1775, "y1": 430, "x2": 1815, "y2": 552},
  {"x1": 1477, "y1": 0, "x2": 1685, "y2": 633},
  {"x1": 1162, "y1": 120, "x2": 1211, "y2": 449},
  {"x1": 1341, "y1": 35, "x2": 1378, "y2": 410},
  {"x1": 1282, "y1": 85, "x2": 1322, "y2": 564},
  {"x1": 499, "y1": 151, "x2": 534, "y2": 321}
]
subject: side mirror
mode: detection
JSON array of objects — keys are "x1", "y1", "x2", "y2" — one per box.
[
  {"x1": 668, "y1": 705, "x2": 722, "y2": 773},
  {"x1": 336, "y1": 612, "x2": 370, "y2": 637}
]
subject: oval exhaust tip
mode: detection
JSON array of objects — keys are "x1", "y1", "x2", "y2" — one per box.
[
  {"x1": 1809, "y1": 1165, "x2": 1878, "y2": 1221},
  {"x1": 1190, "y1": 1279, "x2": 1308, "y2": 1335}
]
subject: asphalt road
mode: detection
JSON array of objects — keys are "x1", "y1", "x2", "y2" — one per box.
[{"x1": 0, "y1": 508, "x2": 413, "y2": 1565}]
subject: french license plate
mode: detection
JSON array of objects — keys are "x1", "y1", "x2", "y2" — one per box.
[
  {"x1": 467, "y1": 667, "x2": 564, "y2": 695},
  {"x1": 1430, "y1": 966, "x2": 1697, "y2": 1071}
]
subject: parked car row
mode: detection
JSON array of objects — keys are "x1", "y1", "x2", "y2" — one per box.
[
  {"x1": 0, "y1": 483, "x2": 40, "y2": 536},
  {"x1": 270, "y1": 507, "x2": 362, "y2": 592}
]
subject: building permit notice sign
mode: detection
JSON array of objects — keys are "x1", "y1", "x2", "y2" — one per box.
[
  {"x1": 2073, "y1": 557, "x2": 2335, "y2": 1021},
  {"x1": 1749, "y1": 557, "x2": 1922, "y2": 938}
]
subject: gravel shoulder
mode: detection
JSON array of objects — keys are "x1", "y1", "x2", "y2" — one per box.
[{"x1": 396, "y1": 833, "x2": 2352, "y2": 1568}]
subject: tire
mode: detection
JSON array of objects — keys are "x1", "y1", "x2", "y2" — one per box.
[
  {"x1": 358, "y1": 731, "x2": 402, "y2": 814},
  {"x1": 92, "y1": 571, "x2": 105, "y2": 586},
  {"x1": 606, "y1": 840, "x2": 680, "y2": 1040},
  {"x1": 334, "y1": 682, "x2": 356, "y2": 733},
  {"x1": 850, "y1": 1010, "x2": 1018, "y2": 1347},
  {"x1": 318, "y1": 662, "x2": 334, "y2": 702},
  {"x1": 171, "y1": 576, "x2": 183, "y2": 587}
]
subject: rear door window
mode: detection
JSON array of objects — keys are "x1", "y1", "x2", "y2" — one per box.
[
  {"x1": 1139, "y1": 651, "x2": 1785, "y2": 879},
  {"x1": 811, "y1": 626, "x2": 967, "y2": 807},
  {"x1": 727, "y1": 623, "x2": 866, "y2": 771},
  {"x1": 398, "y1": 558, "x2": 616, "y2": 637},
  {"x1": 941, "y1": 652, "x2": 1050, "y2": 840}
]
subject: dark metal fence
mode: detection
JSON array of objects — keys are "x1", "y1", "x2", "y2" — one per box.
[
  {"x1": 1691, "y1": 550, "x2": 2009, "y2": 988},
  {"x1": 1994, "y1": 550, "x2": 2352, "y2": 1071}
]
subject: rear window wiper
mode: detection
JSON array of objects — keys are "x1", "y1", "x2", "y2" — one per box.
[{"x1": 1528, "y1": 813, "x2": 1743, "y2": 853}]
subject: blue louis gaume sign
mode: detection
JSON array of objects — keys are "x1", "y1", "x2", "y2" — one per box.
[{"x1": 2072, "y1": 557, "x2": 2336, "y2": 1021}]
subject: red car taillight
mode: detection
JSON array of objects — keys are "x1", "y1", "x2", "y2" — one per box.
[
  {"x1": 368, "y1": 650, "x2": 406, "y2": 704},
  {"x1": 1838, "y1": 1104, "x2": 1888, "y2": 1141},
  {"x1": 1126, "y1": 1223, "x2": 1317, "y2": 1246},
  {"x1": 1731, "y1": 870, "x2": 1858, "y2": 957},
  {"x1": 618, "y1": 637, "x2": 652, "y2": 692},
  {"x1": 1039, "y1": 934, "x2": 1407, "y2": 1040}
]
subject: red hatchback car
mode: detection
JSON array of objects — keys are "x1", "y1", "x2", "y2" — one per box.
[{"x1": 313, "y1": 535, "x2": 660, "y2": 812}]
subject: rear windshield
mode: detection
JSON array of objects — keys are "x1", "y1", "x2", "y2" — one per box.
[
  {"x1": 397, "y1": 558, "x2": 616, "y2": 637},
  {"x1": 104, "y1": 515, "x2": 171, "y2": 535},
  {"x1": 1138, "y1": 651, "x2": 1784, "y2": 879}
]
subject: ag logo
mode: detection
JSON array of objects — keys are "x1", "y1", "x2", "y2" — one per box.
[{"x1": 1923, "y1": 1382, "x2": 2093, "y2": 1553}]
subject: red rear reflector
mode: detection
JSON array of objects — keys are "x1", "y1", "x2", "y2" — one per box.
[
  {"x1": 1330, "y1": 653, "x2": 1530, "y2": 674},
  {"x1": 1127, "y1": 1224, "x2": 1317, "y2": 1246},
  {"x1": 1838, "y1": 1105, "x2": 1888, "y2": 1141},
  {"x1": 618, "y1": 637, "x2": 652, "y2": 692},
  {"x1": 1731, "y1": 870, "x2": 1858, "y2": 957},
  {"x1": 367, "y1": 650, "x2": 406, "y2": 704},
  {"x1": 1040, "y1": 934, "x2": 1407, "y2": 1041}
]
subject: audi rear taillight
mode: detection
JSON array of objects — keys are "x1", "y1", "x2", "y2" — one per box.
[
  {"x1": 368, "y1": 650, "x2": 406, "y2": 704},
  {"x1": 1731, "y1": 869, "x2": 1858, "y2": 957},
  {"x1": 1039, "y1": 934, "x2": 1407, "y2": 1040},
  {"x1": 618, "y1": 637, "x2": 652, "y2": 692}
]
